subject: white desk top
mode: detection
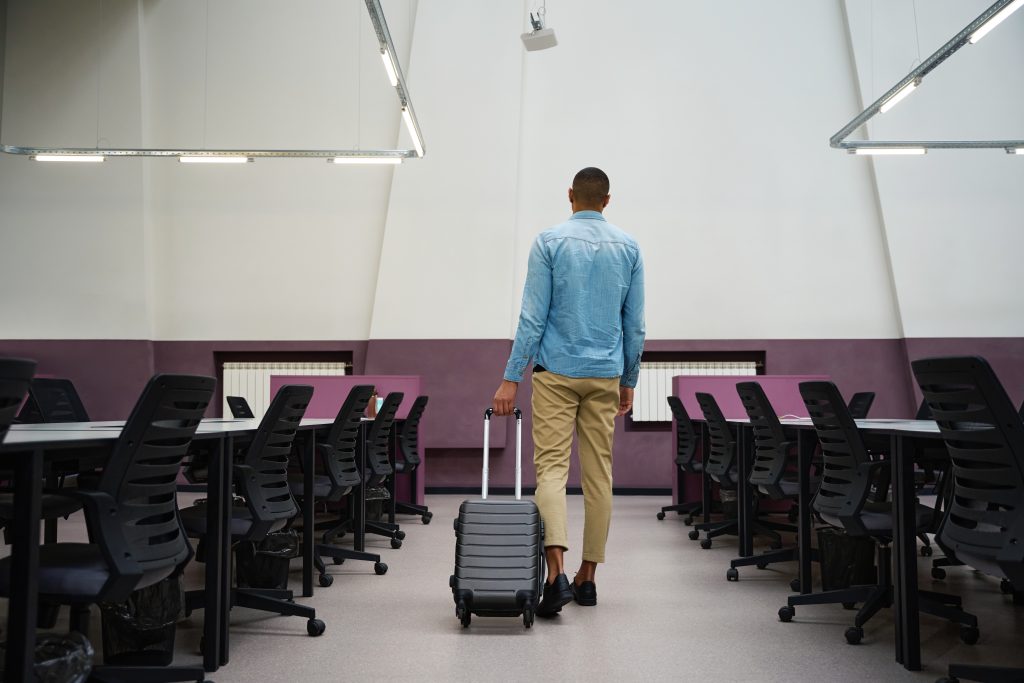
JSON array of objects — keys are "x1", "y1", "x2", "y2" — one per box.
[{"x1": 722, "y1": 416, "x2": 942, "y2": 435}]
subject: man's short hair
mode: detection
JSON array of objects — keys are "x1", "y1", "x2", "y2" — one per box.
[{"x1": 572, "y1": 167, "x2": 610, "y2": 205}]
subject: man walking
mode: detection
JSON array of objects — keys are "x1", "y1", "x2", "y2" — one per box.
[{"x1": 492, "y1": 167, "x2": 645, "y2": 617}]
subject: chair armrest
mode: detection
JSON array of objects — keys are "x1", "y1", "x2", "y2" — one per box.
[{"x1": 50, "y1": 489, "x2": 143, "y2": 583}]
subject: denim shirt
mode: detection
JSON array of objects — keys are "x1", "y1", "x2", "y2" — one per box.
[{"x1": 504, "y1": 211, "x2": 646, "y2": 388}]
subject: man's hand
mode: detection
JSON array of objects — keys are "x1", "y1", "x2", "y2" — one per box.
[
  {"x1": 493, "y1": 380, "x2": 518, "y2": 416},
  {"x1": 617, "y1": 387, "x2": 634, "y2": 417}
]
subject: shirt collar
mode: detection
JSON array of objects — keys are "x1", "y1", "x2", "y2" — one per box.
[{"x1": 570, "y1": 210, "x2": 606, "y2": 221}]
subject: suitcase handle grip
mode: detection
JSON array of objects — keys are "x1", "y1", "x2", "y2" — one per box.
[{"x1": 482, "y1": 407, "x2": 523, "y2": 501}]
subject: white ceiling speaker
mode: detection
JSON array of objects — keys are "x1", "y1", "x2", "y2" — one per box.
[{"x1": 521, "y1": 5, "x2": 557, "y2": 52}]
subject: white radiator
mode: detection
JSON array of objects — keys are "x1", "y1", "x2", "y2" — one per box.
[
  {"x1": 222, "y1": 362, "x2": 348, "y2": 419},
  {"x1": 632, "y1": 361, "x2": 758, "y2": 422}
]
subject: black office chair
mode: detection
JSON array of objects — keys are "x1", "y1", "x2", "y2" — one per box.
[
  {"x1": 0, "y1": 358, "x2": 37, "y2": 435},
  {"x1": 0, "y1": 374, "x2": 214, "y2": 683},
  {"x1": 779, "y1": 380, "x2": 977, "y2": 646},
  {"x1": 393, "y1": 395, "x2": 433, "y2": 524},
  {"x1": 726, "y1": 382, "x2": 812, "y2": 582},
  {"x1": 846, "y1": 391, "x2": 875, "y2": 420},
  {"x1": 290, "y1": 385, "x2": 388, "y2": 586},
  {"x1": 911, "y1": 357, "x2": 1024, "y2": 683},
  {"x1": 225, "y1": 395, "x2": 255, "y2": 419},
  {"x1": 657, "y1": 396, "x2": 703, "y2": 525},
  {"x1": 361, "y1": 392, "x2": 405, "y2": 546},
  {"x1": 16, "y1": 377, "x2": 90, "y2": 423},
  {"x1": 180, "y1": 384, "x2": 326, "y2": 637}
]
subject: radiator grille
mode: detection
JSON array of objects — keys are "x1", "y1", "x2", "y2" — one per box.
[
  {"x1": 222, "y1": 362, "x2": 348, "y2": 419},
  {"x1": 632, "y1": 362, "x2": 758, "y2": 422}
]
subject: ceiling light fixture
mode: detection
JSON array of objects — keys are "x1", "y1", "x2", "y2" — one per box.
[
  {"x1": 969, "y1": 0, "x2": 1024, "y2": 42},
  {"x1": 1008, "y1": 147, "x2": 1024, "y2": 155},
  {"x1": 402, "y1": 107, "x2": 424, "y2": 157},
  {"x1": 878, "y1": 79, "x2": 920, "y2": 114},
  {"x1": 380, "y1": 49, "x2": 399, "y2": 87},
  {"x1": 849, "y1": 147, "x2": 927, "y2": 156},
  {"x1": 30, "y1": 154, "x2": 105, "y2": 163}
]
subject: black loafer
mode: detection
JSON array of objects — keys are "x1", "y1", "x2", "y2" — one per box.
[
  {"x1": 572, "y1": 580, "x2": 597, "y2": 606},
  {"x1": 536, "y1": 574, "x2": 573, "y2": 617}
]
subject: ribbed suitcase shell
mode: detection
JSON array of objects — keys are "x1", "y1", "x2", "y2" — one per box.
[{"x1": 452, "y1": 499, "x2": 543, "y2": 617}]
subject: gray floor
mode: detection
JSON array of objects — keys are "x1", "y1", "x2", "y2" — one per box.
[{"x1": 8, "y1": 494, "x2": 1024, "y2": 682}]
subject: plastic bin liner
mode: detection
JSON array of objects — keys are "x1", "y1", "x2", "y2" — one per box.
[
  {"x1": 99, "y1": 575, "x2": 184, "y2": 666},
  {"x1": 0, "y1": 632, "x2": 95, "y2": 683},
  {"x1": 817, "y1": 528, "x2": 877, "y2": 591},
  {"x1": 236, "y1": 529, "x2": 299, "y2": 590}
]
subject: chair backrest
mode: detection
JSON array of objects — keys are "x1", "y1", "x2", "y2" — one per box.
[
  {"x1": 242, "y1": 385, "x2": 312, "y2": 530},
  {"x1": 736, "y1": 382, "x2": 793, "y2": 498},
  {"x1": 98, "y1": 374, "x2": 214, "y2": 576},
  {"x1": 17, "y1": 377, "x2": 90, "y2": 423},
  {"x1": 365, "y1": 392, "x2": 403, "y2": 482},
  {"x1": 846, "y1": 391, "x2": 875, "y2": 420},
  {"x1": 911, "y1": 356, "x2": 1024, "y2": 582},
  {"x1": 397, "y1": 395, "x2": 429, "y2": 468},
  {"x1": 0, "y1": 358, "x2": 37, "y2": 441},
  {"x1": 915, "y1": 398, "x2": 933, "y2": 421},
  {"x1": 320, "y1": 385, "x2": 374, "y2": 489},
  {"x1": 226, "y1": 395, "x2": 255, "y2": 419},
  {"x1": 665, "y1": 396, "x2": 700, "y2": 471},
  {"x1": 799, "y1": 381, "x2": 874, "y2": 534},
  {"x1": 694, "y1": 392, "x2": 736, "y2": 483}
]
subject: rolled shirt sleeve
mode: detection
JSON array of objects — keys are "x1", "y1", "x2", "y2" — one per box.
[
  {"x1": 504, "y1": 237, "x2": 552, "y2": 382},
  {"x1": 620, "y1": 249, "x2": 646, "y2": 388}
]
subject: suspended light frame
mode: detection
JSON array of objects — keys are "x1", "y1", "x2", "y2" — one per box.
[
  {"x1": 834, "y1": 0, "x2": 1023, "y2": 155},
  {"x1": 2, "y1": 0, "x2": 424, "y2": 163}
]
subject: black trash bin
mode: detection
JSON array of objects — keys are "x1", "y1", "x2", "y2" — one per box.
[
  {"x1": 99, "y1": 575, "x2": 184, "y2": 666},
  {"x1": 817, "y1": 528, "x2": 876, "y2": 591},
  {"x1": 236, "y1": 529, "x2": 300, "y2": 590}
]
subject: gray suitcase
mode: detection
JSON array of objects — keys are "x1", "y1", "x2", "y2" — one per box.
[{"x1": 450, "y1": 408, "x2": 544, "y2": 628}]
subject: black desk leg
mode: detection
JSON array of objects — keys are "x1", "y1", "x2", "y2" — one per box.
[
  {"x1": 219, "y1": 435, "x2": 234, "y2": 667},
  {"x1": 302, "y1": 433, "x2": 315, "y2": 598},
  {"x1": 699, "y1": 422, "x2": 711, "y2": 525},
  {"x1": 892, "y1": 434, "x2": 921, "y2": 670},
  {"x1": 737, "y1": 425, "x2": 752, "y2": 557},
  {"x1": 387, "y1": 429, "x2": 397, "y2": 526},
  {"x1": 355, "y1": 426, "x2": 367, "y2": 552},
  {"x1": 43, "y1": 467, "x2": 58, "y2": 544},
  {"x1": 797, "y1": 431, "x2": 814, "y2": 594},
  {"x1": 203, "y1": 438, "x2": 225, "y2": 672},
  {"x1": 5, "y1": 450, "x2": 43, "y2": 683}
]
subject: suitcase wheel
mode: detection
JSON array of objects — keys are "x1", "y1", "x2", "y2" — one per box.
[
  {"x1": 456, "y1": 601, "x2": 471, "y2": 628},
  {"x1": 523, "y1": 606, "x2": 534, "y2": 629}
]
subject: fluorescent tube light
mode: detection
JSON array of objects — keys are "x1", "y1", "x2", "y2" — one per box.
[
  {"x1": 401, "y1": 107, "x2": 424, "y2": 157},
  {"x1": 329, "y1": 157, "x2": 402, "y2": 165},
  {"x1": 850, "y1": 147, "x2": 927, "y2": 156},
  {"x1": 1008, "y1": 147, "x2": 1024, "y2": 155},
  {"x1": 879, "y1": 79, "x2": 920, "y2": 114},
  {"x1": 380, "y1": 50, "x2": 398, "y2": 87},
  {"x1": 30, "y1": 154, "x2": 105, "y2": 163},
  {"x1": 970, "y1": 0, "x2": 1024, "y2": 43},
  {"x1": 179, "y1": 156, "x2": 253, "y2": 164}
]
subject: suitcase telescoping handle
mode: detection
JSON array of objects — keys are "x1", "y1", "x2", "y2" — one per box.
[{"x1": 483, "y1": 407, "x2": 523, "y2": 501}]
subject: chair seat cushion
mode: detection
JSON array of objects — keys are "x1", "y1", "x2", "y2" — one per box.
[
  {"x1": 820, "y1": 503, "x2": 934, "y2": 536},
  {"x1": 288, "y1": 474, "x2": 333, "y2": 499},
  {"x1": 0, "y1": 493, "x2": 82, "y2": 520},
  {"x1": 179, "y1": 504, "x2": 258, "y2": 538}
]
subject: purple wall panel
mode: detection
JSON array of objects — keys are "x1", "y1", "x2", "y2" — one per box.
[{"x1": 902, "y1": 338, "x2": 1024, "y2": 409}]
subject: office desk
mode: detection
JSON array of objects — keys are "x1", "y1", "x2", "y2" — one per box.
[{"x1": 698, "y1": 416, "x2": 944, "y2": 672}]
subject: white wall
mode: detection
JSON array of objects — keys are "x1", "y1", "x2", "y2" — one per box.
[{"x1": 844, "y1": 0, "x2": 1024, "y2": 338}]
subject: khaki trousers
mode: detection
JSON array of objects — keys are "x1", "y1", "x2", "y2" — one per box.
[{"x1": 532, "y1": 371, "x2": 619, "y2": 563}]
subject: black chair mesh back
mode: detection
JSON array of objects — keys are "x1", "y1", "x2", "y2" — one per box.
[
  {"x1": 915, "y1": 399, "x2": 934, "y2": 421},
  {"x1": 737, "y1": 382, "x2": 793, "y2": 498},
  {"x1": 99, "y1": 374, "x2": 214, "y2": 574},
  {"x1": 694, "y1": 392, "x2": 735, "y2": 484},
  {"x1": 666, "y1": 396, "x2": 700, "y2": 471},
  {"x1": 321, "y1": 385, "x2": 374, "y2": 489},
  {"x1": 847, "y1": 391, "x2": 875, "y2": 420},
  {"x1": 226, "y1": 396, "x2": 255, "y2": 419},
  {"x1": 911, "y1": 356, "x2": 1024, "y2": 582},
  {"x1": 365, "y1": 392, "x2": 403, "y2": 482},
  {"x1": 799, "y1": 381, "x2": 873, "y2": 532},
  {"x1": 398, "y1": 396, "x2": 429, "y2": 468},
  {"x1": 0, "y1": 358, "x2": 37, "y2": 441},
  {"x1": 18, "y1": 378, "x2": 90, "y2": 423},
  {"x1": 243, "y1": 385, "x2": 312, "y2": 524}
]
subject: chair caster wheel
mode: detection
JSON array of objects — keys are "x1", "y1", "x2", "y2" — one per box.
[
  {"x1": 523, "y1": 607, "x2": 534, "y2": 629},
  {"x1": 932, "y1": 567, "x2": 947, "y2": 580},
  {"x1": 700, "y1": 539, "x2": 712, "y2": 549},
  {"x1": 374, "y1": 562, "x2": 388, "y2": 575},
  {"x1": 684, "y1": 517, "x2": 693, "y2": 526},
  {"x1": 657, "y1": 512, "x2": 666, "y2": 521},
  {"x1": 778, "y1": 606, "x2": 794, "y2": 622},
  {"x1": 332, "y1": 557, "x2": 345, "y2": 565},
  {"x1": 790, "y1": 578, "x2": 801, "y2": 592},
  {"x1": 726, "y1": 568, "x2": 739, "y2": 582},
  {"x1": 319, "y1": 574, "x2": 334, "y2": 588},
  {"x1": 960, "y1": 625, "x2": 980, "y2": 645},
  {"x1": 842, "y1": 602, "x2": 857, "y2": 610},
  {"x1": 688, "y1": 530, "x2": 700, "y2": 541},
  {"x1": 396, "y1": 530, "x2": 407, "y2": 541},
  {"x1": 421, "y1": 514, "x2": 432, "y2": 524},
  {"x1": 920, "y1": 545, "x2": 933, "y2": 557},
  {"x1": 845, "y1": 627, "x2": 863, "y2": 645},
  {"x1": 391, "y1": 538, "x2": 403, "y2": 549},
  {"x1": 1001, "y1": 578, "x2": 1013, "y2": 594},
  {"x1": 307, "y1": 618, "x2": 326, "y2": 637},
  {"x1": 756, "y1": 561, "x2": 768, "y2": 570}
]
